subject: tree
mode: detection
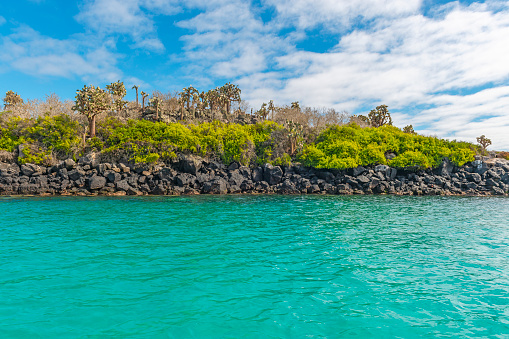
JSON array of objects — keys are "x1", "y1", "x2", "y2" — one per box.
[
  {"x1": 256, "y1": 103, "x2": 268, "y2": 120},
  {"x1": 403, "y1": 125, "x2": 416, "y2": 134},
  {"x1": 291, "y1": 101, "x2": 300, "y2": 110},
  {"x1": 268, "y1": 100, "x2": 275, "y2": 120},
  {"x1": 368, "y1": 105, "x2": 392, "y2": 127},
  {"x1": 205, "y1": 88, "x2": 220, "y2": 119},
  {"x1": 106, "y1": 80, "x2": 127, "y2": 114},
  {"x1": 141, "y1": 91, "x2": 149, "y2": 111},
  {"x1": 150, "y1": 97, "x2": 161, "y2": 120},
  {"x1": 196, "y1": 91, "x2": 207, "y2": 118},
  {"x1": 72, "y1": 85, "x2": 111, "y2": 138},
  {"x1": 286, "y1": 120, "x2": 303, "y2": 155},
  {"x1": 181, "y1": 86, "x2": 198, "y2": 113},
  {"x1": 191, "y1": 91, "x2": 200, "y2": 118},
  {"x1": 219, "y1": 83, "x2": 241, "y2": 114},
  {"x1": 132, "y1": 85, "x2": 139, "y2": 106},
  {"x1": 3, "y1": 90, "x2": 23, "y2": 110},
  {"x1": 476, "y1": 135, "x2": 492, "y2": 155}
]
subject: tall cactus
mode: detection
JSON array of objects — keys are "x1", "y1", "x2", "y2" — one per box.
[
  {"x1": 106, "y1": 80, "x2": 127, "y2": 114},
  {"x1": 205, "y1": 88, "x2": 220, "y2": 119},
  {"x1": 132, "y1": 85, "x2": 139, "y2": 106},
  {"x1": 286, "y1": 120, "x2": 303, "y2": 155},
  {"x1": 219, "y1": 82, "x2": 241, "y2": 114},
  {"x1": 150, "y1": 97, "x2": 161, "y2": 120},
  {"x1": 72, "y1": 85, "x2": 111, "y2": 137},
  {"x1": 3, "y1": 90, "x2": 23, "y2": 110},
  {"x1": 141, "y1": 91, "x2": 149, "y2": 111},
  {"x1": 181, "y1": 86, "x2": 198, "y2": 114},
  {"x1": 268, "y1": 100, "x2": 275, "y2": 120},
  {"x1": 368, "y1": 105, "x2": 392, "y2": 127}
]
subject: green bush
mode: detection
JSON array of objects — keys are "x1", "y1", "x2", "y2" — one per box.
[
  {"x1": 0, "y1": 114, "x2": 82, "y2": 164},
  {"x1": 0, "y1": 113, "x2": 476, "y2": 168},
  {"x1": 299, "y1": 123, "x2": 475, "y2": 169},
  {"x1": 95, "y1": 118, "x2": 284, "y2": 165}
]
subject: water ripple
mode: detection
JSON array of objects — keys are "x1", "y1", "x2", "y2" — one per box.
[{"x1": 1, "y1": 195, "x2": 509, "y2": 337}]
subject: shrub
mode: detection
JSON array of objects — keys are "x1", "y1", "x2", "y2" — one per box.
[{"x1": 299, "y1": 123, "x2": 475, "y2": 169}]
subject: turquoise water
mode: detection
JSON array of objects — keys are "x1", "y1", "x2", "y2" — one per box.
[{"x1": 1, "y1": 196, "x2": 509, "y2": 338}]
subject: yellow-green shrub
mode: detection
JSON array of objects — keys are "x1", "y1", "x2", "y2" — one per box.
[{"x1": 299, "y1": 123, "x2": 475, "y2": 169}]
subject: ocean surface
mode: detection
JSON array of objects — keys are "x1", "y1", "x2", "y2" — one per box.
[{"x1": 1, "y1": 195, "x2": 509, "y2": 338}]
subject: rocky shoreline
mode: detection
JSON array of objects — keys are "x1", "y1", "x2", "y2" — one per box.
[{"x1": 1, "y1": 153, "x2": 508, "y2": 197}]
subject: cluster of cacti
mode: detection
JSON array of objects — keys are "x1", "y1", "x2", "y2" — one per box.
[
  {"x1": 256, "y1": 100, "x2": 277, "y2": 120},
  {"x1": 176, "y1": 83, "x2": 242, "y2": 121},
  {"x1": 3, "y1": 86, "x2": 496, "y2": 158},
  {"x1": 256, "y1": 103, "x2": 268, "y2": 119},
  {"x1": 368, "y1": 105, "x2": 392, "y2": 127}
]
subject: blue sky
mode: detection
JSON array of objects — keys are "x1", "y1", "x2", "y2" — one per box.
[{"x1": 1, "y1": 0, "x2": 509, "y2": 150}]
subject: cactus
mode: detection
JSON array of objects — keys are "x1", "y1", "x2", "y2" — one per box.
[
  {"x1": 368, "y1": 105, "x2": 392, "y2": 127},
  {"x1": 3, "y1": 90, "x2": 23, "y2": 109},
  {"x1": 256, "y1": 103, "x2": 268, "y2": 120},
  {"x1": 106, "y1": 80, "x2": 127, "y2": 114},
  {"x1": 132, "y1": 85, "x2": 139, "y2": 106},
  {"x1": 72, "y1": 85, "x2": 111, "y2": 137},
  {"x1": 149, "y1": 97, "x2": 161, "y2": 120},
  {"x1": 219, "y1": 82, "x2": 241, "y2": 115},
  {"x1": 286, "y1": 119, "x2": 304, "y2": 155},
  {"x1": 140, "y1": 91, "x2": 149, "y2": 111},
  {"x1": 268, "y1": 100, "x2": 275, "y2": 120},
  {"x1": 403, "y1": 125, "x2": 416, "y2": 134},
  {"x1": 476, "y1": 135, "x2": 492, "y2": 155}
]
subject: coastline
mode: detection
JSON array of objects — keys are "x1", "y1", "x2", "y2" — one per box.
[{"x1": 1, "y1": 153, "x2": 508, "y2": 197}]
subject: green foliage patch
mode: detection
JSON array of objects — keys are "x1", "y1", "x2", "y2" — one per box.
[
  {"x1": 299, "y1": 124, "x2": 475, "y2": 169},
  {"x1": 0, "y1": 113, "x2": 476, "y2": 169},
  {"x1": 0, "y1": 114, "x2": 82, "y2": 164},
  {"x1": 94, "y1": 118, "x2": 288, "y2": 165}
]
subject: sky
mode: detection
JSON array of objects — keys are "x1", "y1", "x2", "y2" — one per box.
[{"x1": 1, "y1": 0, "x2": 509, "y2": 150}]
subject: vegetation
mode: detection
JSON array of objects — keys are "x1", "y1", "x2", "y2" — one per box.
[
  {"x1": 299, "y1": 124, "x2": 475, "y2": 170},
  {"x1": 498, "y1": 151, "x2": 509, "y2": 160},
  {"x1": 72, "y1": 85, "x2": 111, "y2": 138},
  {"x1": 0, "y1": 85, "x2": 485, "y2": 170},
  {"x1": 3, "y1": 90, "x2": 23, "y2": 110},
  {"x1": 0, "y1": 114, "x2": 81, "y2": 165},
  {"x1": 477, "y1": 135, "x2": 492, "y2": 155}
]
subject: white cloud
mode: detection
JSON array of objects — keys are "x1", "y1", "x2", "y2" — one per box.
[
  {"x1": 0, "y1": 16, "x2": 6, "y2": 26},
  {"x1": 227, "y1": 2, "x2": 509, "y2": 149},
  {"x1": 406, "y1": 87, "x2": 509, "y2": 149},
  {"x1": 75, "y1": 0, "x2": 180, "y2": 52},
  {"x1": 264, "y1": 0, "x2": 422, "y2": 31},
  {"x1": 175, "y1": 0, "x2": 293, "y2": 79},
  {"x1": 0, "y1": 26, "x2": 122, "y2": 82},
  {"x1": 4, "y1": 0, "x2": 509, "y2": 149}
]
